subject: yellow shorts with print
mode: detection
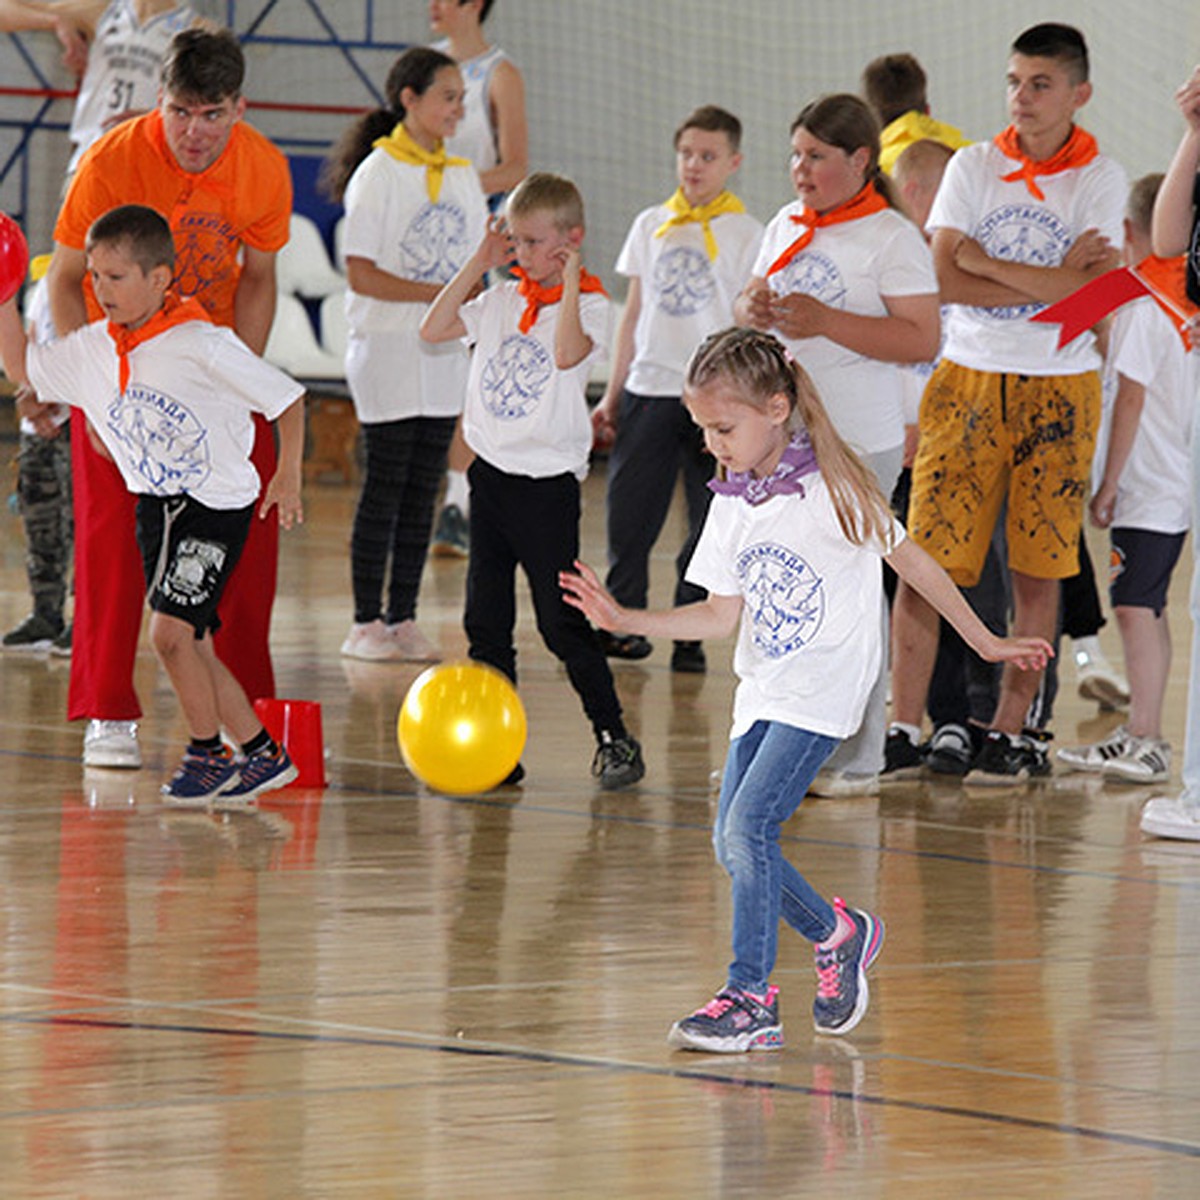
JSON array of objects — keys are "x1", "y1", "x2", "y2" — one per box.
[{"x1": 907, "y1": 361, "x2": 1100, "y2": 587}]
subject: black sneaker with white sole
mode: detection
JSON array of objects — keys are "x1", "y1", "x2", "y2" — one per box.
[
  {"x1": 965, "y1": 729, "x2": 1052, "y2": 785},
  {"x1": 882, "y1": 728, "x2": 924, "y2": 779},
  {"x1": 925, "y1": 723, "x2": 976, "y2": 777}
]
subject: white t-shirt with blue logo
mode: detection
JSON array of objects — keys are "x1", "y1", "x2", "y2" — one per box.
[
  {"x1": 459, "y1": 282, "x2": 610, "y2": 479},
  {"x1": 616, "y1": 204, "x2": 763, "y2": 397},
  {"x1": 28, "y1": 318, "x2": 303, "y2": 510},
  {"x1": 341, "y1": 148, "x2": 487, "y2": 422},
  {"x1": 687, "y1": 476, "x2": 905, "y2": 740},
  {"x1": 752, "y1": 204, "x2": 937, "y2": 456},
  {"x1": 928, "y1": 139, "x2": 1127, "y2": 376}
]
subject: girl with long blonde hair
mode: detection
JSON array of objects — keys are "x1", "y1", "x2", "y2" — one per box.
[{"x1": 561, "y1": 327, "x2": 1050, "y2": 1052}]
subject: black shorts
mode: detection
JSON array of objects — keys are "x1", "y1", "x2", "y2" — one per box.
[
  {"x1": 136, "y1": 494, "x2": 254, "y2": 637},
  {"x1": 1108, "y1": 527, "x2": 1186, "y2": 616}
]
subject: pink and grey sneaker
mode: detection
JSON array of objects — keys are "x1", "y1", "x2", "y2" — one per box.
[
  {"x1": 667, "y1": 985, "x2": 783, "y2": 1053},
  {"x1": 812, "y1": 898, "x2": 884, "y2": 1036}
]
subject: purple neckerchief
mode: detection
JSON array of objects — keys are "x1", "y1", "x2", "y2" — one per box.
[{"x1": 707, "y1": 434, "x2": 819, "y2": 505}]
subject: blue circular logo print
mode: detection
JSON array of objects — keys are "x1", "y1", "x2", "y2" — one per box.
[
  {"x1": 652, "y1": 246, "x2": 715, "y2": 317},
  {"x1": 735, "y1": 541, "x2": 825, "y2": 659},
  {"x1": 774, "y1": 250, "x2": 847, "y2": 310},
  {"x1": 974, "y1": 203, "x2": 1071, "y2": 320},
  {"x1": 106, "y1": 385, "x2": 211, "y2": 494},
  {"x1": 480, "y1": 334, "x2": 553, "y2": 420},
  {"x1": 400, "y1": 202, "x2": 470, "y2": 283}
]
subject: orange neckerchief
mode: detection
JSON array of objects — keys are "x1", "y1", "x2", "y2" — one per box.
[
  {"x1": 1135, "y1": 254, "x2": 1197, "y2": 351},
  {"x1": 512, "y1": 267, "x2": 607, "y2": 334},
  {"x1": 765, "y1": 182, "x2": 889, "y2": 277},
  {"x1": 108, "y1": 292, "x2": 211, "y2": 393},
  {"x1": 993, "y1": 124, "x2": 1099, "y2": 201}
]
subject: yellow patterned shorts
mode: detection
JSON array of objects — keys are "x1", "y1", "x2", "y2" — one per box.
[{"x1": 907, "y1": 360, "x2": 1100, "y2": 587}]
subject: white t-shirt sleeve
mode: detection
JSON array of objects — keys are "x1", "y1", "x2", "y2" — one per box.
[
  {"x1": 614, "y1": 209, "x2": 653, "y2": 280},
  {"x1": 26, "y1": 328, "x2": 91, "y2": 407},
  {"x1": 876, "y1": 218, "x2": 938, "y2": 297},
  {"x1": 579, "y1": 289, "x2": 611, "y2": 367},
  {"x1": 204, "y1": 326, "x2": 306, "y2": 420},
  {"x1": 684, "y1": 499, "x2": 741, "y2": 596},
  {"x1": 1108, "y1": 300, "x2": 1159, "y2": 388},
  {"x1": 340, "y1": 154, "x2": 390, "y2": 263}
]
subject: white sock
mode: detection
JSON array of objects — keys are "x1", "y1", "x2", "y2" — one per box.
[
  {"x1": 443, "y1": 470, "x2": 469, "y2": 514},
  {"x1": 888, "y1": 721, "x2": 922, "y2": 746}
]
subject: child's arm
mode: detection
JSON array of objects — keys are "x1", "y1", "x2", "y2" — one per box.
[
  {"x1": 1154, "y1": 68, "x2": 1200, "y2": 257},
  {"x1": 768, "y1": 290, "x2": 940, "y2": 363},
  {"x1": 346, "y1": 258, "x2": 445, "y2": 306},
  {"x1": 950, "y1": 226, "x2": 1120, "y2": 307},
  {"x1": 561, "y1": 559, "x2": 743, "y2": 641},
  {"x1": 555, "y1": 246, "x2": 593, "y2": 370},
  {"x1": 478, "y1": 59, "x2": 528, "y2": 197},
  {"x1": 259, "y1": 395, "x2": 305, "y2": 529},
  {"x1": 592, "y1": 276, "x2": 640, "y2": 441},
  {"x1": 886, "y1": 538, "x2": 1052, "y2": 670},
  {"x1": 419, "y1": 215, "x2": 511, "y2": 344},
  {"x1": 1089, "y1": 372, "x2": 1145, "y2": 528}
]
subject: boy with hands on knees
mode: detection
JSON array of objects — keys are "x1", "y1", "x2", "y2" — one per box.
[{"x1": 10, "y1": 205, "x2": 305, "y2": 805}]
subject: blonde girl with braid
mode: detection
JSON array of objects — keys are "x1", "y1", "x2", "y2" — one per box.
[{"x1": 561, "y1": 327, "x2": 1050, "y2": 1052}]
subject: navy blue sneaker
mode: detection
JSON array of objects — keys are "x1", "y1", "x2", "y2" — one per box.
[
  {"x1": 219, "y1": 747, "x2": 298, "y2": 802},
  {"x1": 162, "y1": 746, "x2": 240, "y2": 806},
  {"x1": 668, "y1": 985, "x2": 783, "y2": 1053},
  {"x1": 812, "y1": 898, "x2": 884, "y2": 1036}
]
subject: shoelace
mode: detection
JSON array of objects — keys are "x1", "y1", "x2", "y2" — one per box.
[
  {"x1": 814, "y1": 947, "x2": 844, "y2": 1000},
  {"x1": 177, "y1": 751, "x2": 233, "y2": 786},
  {"x1": 698, "y1": 992, "x2": 739, "y2": 1018}
]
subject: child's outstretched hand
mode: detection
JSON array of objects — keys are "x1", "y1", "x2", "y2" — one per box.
[
  {"x1": 560, "y1": 559, "x2": 626, "y2": 632},
  {"x1": 260, "y1": 468, "x2": 304, "y2": 530},
  {"x1": 979, "y1": 633, "x2": 1054, "y2": 673}
]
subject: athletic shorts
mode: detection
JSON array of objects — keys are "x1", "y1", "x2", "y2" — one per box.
[
  {"x1": 906, "y1": 360, "x2": 1100, "y2": 587},
  {"x1": 135, "y1": 494, "x2": 254, "y2": 637},
  {"x1": 1109, "y1": 527, "x2": 1186, "y2": 615}
]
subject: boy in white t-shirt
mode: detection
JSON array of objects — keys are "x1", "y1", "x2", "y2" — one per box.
[
  {"x1": 421, "y1": 173, "x2": 644, "y2": 789},
  {"x1": 592, "y1": 105, "x2": 762, "y2": 674},
  {"x1": 13, "y1": 204, "x2": 306, "y2": 806},
  {"x1": 1058, "y1": 173, "x2": 1197, "y2": 783},
  {"x1": 891, "y1": 22, "x2": 1128, "y2": 784}
]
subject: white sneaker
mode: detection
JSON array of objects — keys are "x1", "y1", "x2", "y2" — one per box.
[
  {"x1": 1056, "y1": 725, "x2": 1133, "y2": 773},
  {"x1": 386, "y1": 619, "x2": 440, "y2": 663},
  {"x1": 83, "y1": 719, "x2": 142, "y2": 769},
  {"x1": 1103, "y1": 737, "x2": 1171, "y2": 784},
  {"x1": 340, "y1": 619, "x2": 400, "y2": 661},
  {"x1": 807, "y1": 770, "x2": 880, "y2": 798},
  {"x1": 1140, "y1": 796, "x2": 1200, "y2": 841},
  {"x1": 1073, "y1": 638, "x2": 1130, "y2": 711}
]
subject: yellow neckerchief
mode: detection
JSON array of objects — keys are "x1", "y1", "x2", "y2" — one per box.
[
  {"x1": 653, "y1": 189, "x2": 746, "y2": 261},
  {"x1": 372, "y1": 121, "x2": 470, "y2": 203}
]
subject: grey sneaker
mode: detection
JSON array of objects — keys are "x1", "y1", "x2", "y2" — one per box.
[
  {"x1": 592, "y1": 731, "x2": 645, "y2": 790},
  {"x1": 3, "y1": 612, "x2": 61, "y2": 651},
  {"x1": 430, "y1": 503, "x2": 469, "y2": 558},
  {"x1": 813, "y1": 898, "x2": 885, "y2": 1036},
  {"x1": 667, "y1": 985, "x2": 783, "y2": 1053}
]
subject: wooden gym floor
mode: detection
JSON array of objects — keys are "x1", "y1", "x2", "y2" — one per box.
[{"x1": 0, "y1": 461, "x2": 1198, "y2": 1198}]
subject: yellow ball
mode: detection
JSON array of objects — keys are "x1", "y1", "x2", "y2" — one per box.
[{"x1": 397, "y1": 661, "x2": 527, "y2": 794}]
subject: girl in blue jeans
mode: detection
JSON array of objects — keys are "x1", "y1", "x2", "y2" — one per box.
[{"x1": 562, "y1": 328, "x2": 1051, "y2": 1051}]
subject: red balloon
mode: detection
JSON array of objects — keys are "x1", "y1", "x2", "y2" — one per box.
[{"x1": 0, "y1": 213, "x2": 30, "y2": 305}]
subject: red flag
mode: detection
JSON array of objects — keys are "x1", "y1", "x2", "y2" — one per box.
[{"x1": 1031, "y1": 268, "x2": 1149, "y2": 348}]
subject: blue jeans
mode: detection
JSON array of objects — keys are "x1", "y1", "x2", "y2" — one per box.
[{"x1": 715, "y1": 720, "x2": 839, "y2": 994}]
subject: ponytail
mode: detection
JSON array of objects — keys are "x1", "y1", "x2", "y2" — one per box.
[{"x1": 319, "y1": 45, "x2": 457, "y2": 202}]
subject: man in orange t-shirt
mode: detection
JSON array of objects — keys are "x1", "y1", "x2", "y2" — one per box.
[{"x1": 46, "y1": 26, "x2": 292, "y2": 769}]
